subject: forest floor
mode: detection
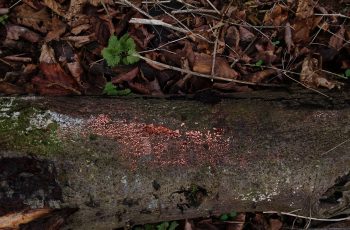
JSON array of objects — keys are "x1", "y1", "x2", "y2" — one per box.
[{"x1": 0, "y1": 0, "x2": 350, "y2": 229}]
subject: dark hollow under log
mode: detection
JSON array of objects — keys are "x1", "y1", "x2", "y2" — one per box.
[{"x1": 0, "y1": 90, "x2": 349, "y2": 229}]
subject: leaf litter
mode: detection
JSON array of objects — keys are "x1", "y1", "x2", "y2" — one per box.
[{"x1": 0, "y1": 0, "x2": 349, "y2": 96}]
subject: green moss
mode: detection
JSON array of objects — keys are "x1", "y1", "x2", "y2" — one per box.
[{"x1": 0, "y1": 99, "x2": 62, "y2": 155}]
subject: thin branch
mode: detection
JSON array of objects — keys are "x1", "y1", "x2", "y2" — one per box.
[
  {"x1": 129, "y1": 18, "x2": 188, "y2": 33},
  {"x1": 205, "y1": 0, "x2": 220, "y2": 14},
  {"x1": 263, "y1": 211, "x2": 350, "y2": 222},
  {"x1": 135, "y1": 54, "x2": 285, "y2": 87},
  {"x1": 321, "y1": 138, "x2": 350, "y2": 156},
  {"x1": 314, "y1": 13, "x2": 350, "y2": 20}
]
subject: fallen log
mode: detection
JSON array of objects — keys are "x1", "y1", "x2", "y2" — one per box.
[{"x1": 0, "y1": 90, "x2": 349, "y2": 229}]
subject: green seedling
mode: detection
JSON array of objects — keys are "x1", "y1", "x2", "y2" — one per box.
[
  {"x1": 272, "y1": 40, "x2": 280, "y2": 46},
  {"x1": 102, "y1": 34, "x2": 139, "y2": 67},
  {"x1": 219, "y1": 210, "x2": 237, "y2": 221},
  {"x1": 345, "y1": 69, "x2": 350, "y2": 78},
  {"x1": 0, "y1": 14, "x2": 8, "y2": 25},
  {"x1": 103, "y1": 82, "x2": 131, "y2": 96},
  {"x1": 255, "y1": 59, "x2": 264, "y2": 67}
]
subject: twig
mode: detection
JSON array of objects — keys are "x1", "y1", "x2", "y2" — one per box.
[
  {"x1": 135, "y1": 54, "x2": 284, "y2": 87},
  {"x1": 139, "y1": 36, "x2": 187, "y2": 54},
  {"x1": 9, "y1": 0, "x2": 22, "y2": 9},
  {"x1": 172, "y1": 8, "x2": 217, "y2": 14},
  {"x1": 321, "y1": 138, "x2": 350, "y2": 156},
  {"x1": 120, "y1": 0, "x2": 153, "y2": 19},
  {"x1": 263, "y1": 211, "x2": 350, "y2": 222},
  {"x1": 129, "y1": 18, "x2": 188, "y2": 33},
  {"x1": 205, "y1": 0, "x2": 220, "y2": 14},
  {"x1": 314, "y1": 13, "x2": 350, "y2": 20}
]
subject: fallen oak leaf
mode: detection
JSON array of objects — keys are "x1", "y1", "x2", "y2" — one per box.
[
  {"x1": 263, "y1": 4, "x2": 288, "y2": 26},
  {"x1": 193, "y1": 53, "x2": 239, "y2": 79},
  {"x1": 300, "y1": 56, "x2": 336, "y2": 89},
  {"x1": 112, "y1": 66, "x2": 139, "y2": 84},
  {"x1": 249, "y1": 69, "x2": 277, "y2": 83},
  {"x1": 329, "y1": 25, "x2": 346, "y2": 51},
  {"x1": 32, "y1": 44, "x2": 82, "y2": 95}
]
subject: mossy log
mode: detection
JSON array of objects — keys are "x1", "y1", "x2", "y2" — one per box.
[{"x1": 0, "y1": 90, "x2": 350, "y2": 229}]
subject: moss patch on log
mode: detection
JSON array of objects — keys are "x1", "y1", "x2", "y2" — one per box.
[{"x1": 0, "y1": 98, "x2": 62, "y2": 155}]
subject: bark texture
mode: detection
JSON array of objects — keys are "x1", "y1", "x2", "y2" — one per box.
[{"x1": 0, "y1": 90, "x2": 349, "y2": 229}]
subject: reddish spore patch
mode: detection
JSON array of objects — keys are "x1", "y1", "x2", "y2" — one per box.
[{"x1": 84, "y1": 114, "x2": 231, "y2": 169}]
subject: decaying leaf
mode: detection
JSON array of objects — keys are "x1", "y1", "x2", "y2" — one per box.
[
  {"x1": 45, "y1": 16, "x2": 66, "y2": 42},
  {"x1": 112, "y1": 67, "x2": 139, "y2": 84},
  {"x1": 329, "y1": 26, "x2": 346, "y2": 51},
  {"x1": 0, "y1": 208, "x2": 51, "y2": 229},
  {"x1": 32, "y1": 44, "x2": 81, "y2": 95},
  {"x1": 14, "y1": 4, "x2": 51, "y2": 33},
  {"x1": 249, "y1": 69, "x2": 277, "y2": 83},
  {"x1": 300, "y1": 56, "x2": 336, "y2": 89},
  {"x1": 296, "y1": 0, "x2": 314, "y2": 19},
  {"x1": 6, "y1": 25, "x2": 41, "y2": 43},
  {"x1": 193, "y1": 53, "x2": 239, "y2": 79},
  {"x1": 263, "y1": 4, "x2": 288, "y2": 26}
]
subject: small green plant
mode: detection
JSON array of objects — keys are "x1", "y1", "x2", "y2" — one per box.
[
  {"x1": 0, "y1": 14, "x2": 8, "y2": 25},
  {"x1": 103, "y1": 82, "x2": 131, "y2": 96},
  {"x1": 254, "y1": 59, "x2": 264, "y2": 67},
  {"x1": 345, "y1": 69, "x2": 350, "y2": 78},
  {"x1": 271, "y1": 40, "x2": 280, "y2": 46},
  {"x1": 102, "y1": 34, "x2": 139, "y2": 67},
  {"x1": 219, "y1": 210, "x2": 237, "y2": 221}
]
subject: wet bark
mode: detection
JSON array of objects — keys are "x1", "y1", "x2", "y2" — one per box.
[{"x1": 0, "y1": 90, "x2": 349, "y2": 229}]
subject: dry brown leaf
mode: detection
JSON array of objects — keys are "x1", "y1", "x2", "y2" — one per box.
[
  {"x1": 249, "y1": 69, "x2": 277, "y2": 83},
  {"x1": 225, "y1": 26, "x2": 240, "y2": 50},
  {"x1": 42, "y1": 0, "x2": 66, "y2": 17},
  {"x1": 300, "y1": 56, "x2": 336, "y2": 89},
  {"x1": 296, "y1": 0, "x2": 314, "y2": 19},
  {"x1": 32, "y1": 44, "x2": 81, "y2": 95},
  {"x1": 269, "y1": 218, "x2": 283, "y2": 230},
  {"x1": 0, "y1": 208, "x2": 51, "y2": 229},
  {"x1": 0, "y1": 82, "x2": 23, "y2": 95},
  {"x1": 329, "y1": 26, "x2": 346, "y2": 51},
  {"x1": 67, "y1": 61, "x2": 84, "y2": 84},
  {"x1": 14, "y1": 4, "x2": 51, "y2": 33},
  {"x1": 6, "y1": 25, "x2": 41, "y2": 43},
  {"x1": 263, "y1": 4, "x2": 288, "y2": 26},
  {"x1": 239, "y1": 26, "x2": 255, "y2": 42},
  {"x1": 112, "y1": 67, "x2": 139, "y2": 84},
  {"x1": 292, "y1": 18, "x2": 313, "y2": 43},
  {"x1": 63, "y1": 34, "x2": 95, "y2": 48},
  {"x1": 45, "y1": 16, "x2": 66, "y2": 42},
  {"x1": 193, "y1": 53, "x2": 239, "y2": 79}
]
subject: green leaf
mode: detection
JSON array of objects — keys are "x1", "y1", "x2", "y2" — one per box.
[
  {"x1": 168, "y1": 221, "x2": 179, "y2": 230},
  {"x1": 102, "y1": 48, "x2": 120, "y2": 67},
  {"x1": 103, "y1": 82, "x2": 132, "y2": 96},
  {"x1": 156, "y1": 222, "x2": 169, "y2": 230},
  {"x1": 220, "y1": 214, "x2": 229, "y2": 221},
  {"x1": 255, "y1": 59, "x2": 264, "y2": 67},
  {"x1": 345, "y1": 69, "x2": 350, "y2": 78},
  {"x1": 126, "y1": 54, "x2": 140, "y2": 65},
  {"x1": 272, "y1": 40, "x2": 280, "y2": 46},
  {"x1": 108, "y1": 35, "x2": 120, "y2": 50},
  {"x1": 103, "y1": 82, "x2": 117, "y2": 95},
  {"x1": 126, "y1": 37, "x2": 136, "y2": 50},
  {"x1": 229, "y1": 211, "x2": 237, "y2": 218},
  {"x1": 144, "y1": 224, "x2": 155, "y2": 230}
]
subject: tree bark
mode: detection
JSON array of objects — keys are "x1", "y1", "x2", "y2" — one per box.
[{"x1": 0, "y1": 90, "x2": 349, "y2": 229}]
